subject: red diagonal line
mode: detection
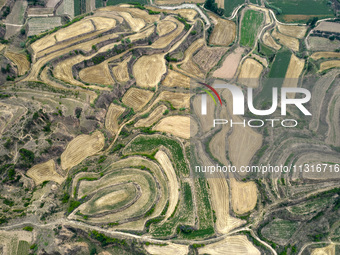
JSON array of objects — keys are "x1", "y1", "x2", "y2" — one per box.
[{"x1": 199, "y1": 82, "x2": 222, "y2": 106}]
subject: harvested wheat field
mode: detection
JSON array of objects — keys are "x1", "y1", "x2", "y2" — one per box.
[
  {"x1": 320, "y1": 60, "x2": 340, "y2": 72},
  {"x1": 208, "y1": 176, "x2": 244, "y2": 234},
  {"x1": 262, "y1": 31, "x2": 281, "y2": 50},
  {"x1": 162, "y1": 70, "x2": 190, "y2": 88},
  {"x1": 282, "y1": 54, "x2": 305, "y2": 98},
  {"x1": 238, "y1": 58, "x2": 263, "y2": 88},
  {"x1": 4, "y1": 51, "x2": 30, "y2": 75},
  {"x1": 228, "y1": 118, "x2": 262, "y2": 170},
  {"x1": 193, "y1": 46, "x2": 228, "y2": 73},
  {"x1": 119, "y1": 12, "x2": 145, "y2": 32},
  {"x1": 27, "y1": 160, "x2": 64, "y2": 185},
  {"x1": 230, "y1": 179, "x2": 258, "y2": 215},
  {"x1": 105, "y1": 103, "x2": 125, "y2": 135},
  {"x1": 153, "y1": 116, "x2": 197, "y2": 139},
  {"x1": 122, "y1": 87, "x2": 154, "y2": 111},
  {"x1": 55, "y1": 19, "x2": 95, "y2": 42},
  {"x1": 61, "y1": 131, "x2": 105, "y2": 171},
  {"x1": 198, "y1": 235, "x2": 261, "y2": 255},
  {"x1": 154, "y1": 91, "x2": 190, "y2": 109},
  {"x1": 0, "y1": 44, "x2": 5, "y2": 51},
  {"x1": 133, "y1": 54, "x2": 166, "y2": 88},
  {"x1": 213, "y1": 47, "x2": 245, "y2": 79},
  {"x1": 272, "y1": 29, "x2": 299, "y2": 52},
  {"x1": 135, "y1": 105, "x2": 167, "y2": 127},
  {"x1": 277, "y1": 24, "x2": 307, "y2": 39},
  {"x1": 157, "y1": 20, "x2": 177, "y2": 36},
  {"x1": 89, "y1": 16, "x2": 117, "y2": 31},
  {"x1": 311, "y1": 244, "x2": 335, "y2": 255},
  {"x1": 155, "y1": 151, "x2": 179, "y2": 221},
  {"x1": 209, "y1": 18, "x2": 236, "y2": 46},
  {"x1": 152, "y1": 17, "x2": 184, "y2": 49},
  {"x1": 145, "y1": 243, "x2": 188, "y2": 255},
  {"x1": 79, "y1": 62, "x2": 114, "y2": 86},
  {"x1": 112, "y1": 56, "x2": 131, "y2": 83},
  {"x1": 311, "y1": 52, "x2": 340, "y2": 60},
  {"x1": 179, "y1": 38, "x2": 205, "y2": 78}
]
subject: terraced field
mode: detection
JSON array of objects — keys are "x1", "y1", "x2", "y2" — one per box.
[{"x1": 0, "y1": 2, "x2": 340, "y2": 255}]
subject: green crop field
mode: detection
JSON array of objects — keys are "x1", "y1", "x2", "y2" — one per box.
[
  {"x1": 255, "y1": 48, "x2": 291, "y2": 104},
  {"x1": 123, "y1": 135, "x2": 189, "y2": 176},
  {"x1": 17, "y1": 240, "x2": 29, "y2": 255},
  {"x1": 240, "y1": 10, "x2": 264, "y2": 48},
  {"x1": 290, "y1": 196, "x2": 334, "y2": 215},
  {"x1": 268, "y1": 0, "x2": 335, "y2": 22},
  {"x1": 74, "y1": 0, "x2": 86, "y2": 16},
  {"x1": 262, "y1": 219, "x2": 299, "y2": 242},
  {"x1": 95, "y1": 0, "x2": 147, "y2": 8},
  {"x1": 223, "y1": 0, "x2": 246, "y2": 17}
]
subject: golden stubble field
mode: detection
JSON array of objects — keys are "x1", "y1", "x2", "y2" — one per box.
[{"x1": 61, "y1": 131, "x2": 105, "y2": 171}]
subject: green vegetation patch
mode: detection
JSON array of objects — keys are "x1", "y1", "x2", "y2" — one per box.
[
  {"x1": 150, "y1": 182, "x2": 194, "y2": 237},
  {"x1": 223, "y1": 0, "x2": 246, "y2": 17},
  {"x1": 267, "y1": 0, "x2": 334, "y2": 22},
  {"x1": 123, "y1": 135, "x2": 189, "y2": 176},
  {"x1": 17, "y1": 240, "x2": 30, "y2": 255},
  {"x1": 289, "y1": 196, "x2": 334, "y2": 215},
  {"x1": 105, "y1": 0, "x2": 147, "y2": 6},
  {"x1": 240, "y1": 9, "x2": 264, "y2": 48},
  {"x1": 262, "y1": 219, "x2": 299, "y2": 244}
]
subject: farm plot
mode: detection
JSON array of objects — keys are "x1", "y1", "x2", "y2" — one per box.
[
  {"x1": 5, "y1": 0, "x2": 27, "y2": 25},
  {"x1": 213, "y1": 47, "x2": 245, "y2": 80},
  {"x1": 157, "y1": 20, "x2": 177, "y2": 36},
  {"x1": 154, "y1": 0, "x2": 204, "y2": 4},
  {"x1": 277, "y1": 24, "x2": 307, "y2": 39},
  {"x1": 79, "y1": 62, "x2": 115, "y2": 86},
  {"x1": 121, "y1": 88, "x2": 154, "y2": 112},
  {"x1": 27, "y1": 17, "x2": 62, "y2": 36},
  {"x1": 155, "y1": 151, "x2": 179, "y2": 221},
  {"x1": 269, "y1": 0, "x2": 334, "y2": 23},
  {"x1": 272, "y1": 29, "x2": 299, "y2": 52},
  {"x1": 237, "y1": 58, "x2": 263, "y2": 88},
  {"x1": 315, "y1": 21, "x2": 340, "y2": 33},
  {"x1": 151, "y1": 17, "x2": 184, "y2": 49},
  {"x1": 55, "y1": 19, "x2": 95, "y2": 41},
  {"x1": 135, "y1": 105, "x2": 167, "y2": 127},
  {"x1": 178, "y1": 38, "x2": 205, "y2": 79},
  {"x1": 27, "y1": 8, "x2": 54, "y2": 16},
  {"x1": 198, "y1": 235, "x2": 261, "y2": 255},
  {"x1": 311, "y1": 52, "x2": 340, "y2": 60},
  {"x1": 112, "y1": 56, "x2": 131, "y2": 83},
  {"x1": 223, "y1": 0, "x2": 246, "y2": 17},
  {"x1": 262, "y1": 31, "x2": 281, "y2": 50},
  {"x1": 308, "y1": 37, "x2": 340, "y2": 52},
  {"x1": 61, "y1": 131, "x2": 105, "y2": 171},
  {"x1": 282, "y1": 54, "x2": 305, "y2": 98},
  {"x1": 209, "y1": 16, "x2": 236, "y2": 46},
  {"x1": 119, "y1": 12, "x2": 145, "y2": 32},
  {"x1": 261, "y1": 219, "x2": 299, "y2": 246},
  {"x1": 105, "y1": 103, "x2": 125, "y2": 135},
  {"x1": 256, "y1": 48, "x2": 291, "y2": 102},
  {"x1": 75, "y1": 169, "x2": 158, "y2": 222},
  {"x1": 27, "y1": 160, "x2": 64, "y2": 185},
  {"x1": 133, "y1": 54, "x2": 166, "y2": 88},
  {"x1": 288, "y1": 196, "x2": 334, "y2": 215},
  {"x1": 311, "y1": 244, "x2": 335, "y2": 255},
  {"x1": 145, "y1": 243, "x2": 188, "y2": 255},
  {"x1": 193, "y1": 46, "x2": 228, "y2": 73},
  {"x1": 123, "y1": 134, "x2": 189, "y2": 176},
  {"x1": 320, "y1": 60, "x2": 340, "y2": 72},
  {"x1": 240, "y1": 9, "x2": 264, "y2": 48},
  {"x1": 230, "y1": 179, "x2": 258, "y2": 215},
  {"x1": 153, "y1": 91, "x2": 190, "y2": 109},
  {"x1": 4, "y1": 51, "x2": 30, "y2": 75},
  {"x1": 56, "y1": 0, "x2": 74, "y2": 18},
  {"x1": 0, "y1": 231, "x2": 33, "y2": 255},
  {"x1": 153, "y1": 116, "x2": 197, "y2": 139},
  {"x1": 162, "y1": 70, "x2": 190, "y2": 88}
]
